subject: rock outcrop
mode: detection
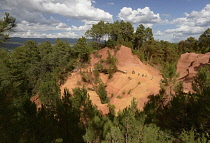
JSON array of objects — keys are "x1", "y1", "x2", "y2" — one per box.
[
  {"x1": 177, "y1": 52, "x2": 210, "y2": 93},
  {"x1": 61, "y1": 46, "x2": 162, "y2": 114}
]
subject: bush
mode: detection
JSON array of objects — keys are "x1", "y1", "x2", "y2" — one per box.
[
  {"x1": 132, "y1": 49, "x2": 145, "y2": 63},
  {"x1": 128, "y1": 89, "x2": 132, "y2": 94},
  {"x1": 93, "y1": 50, "x2": 118, "y2": 79},
  {"x1": 106, "y1": 50, "x2": 118, "y2": 79},
  {"x1": 117, "y1": 95, "x2": 122, "y2": 99},
  {"x1": 105, "y1": 39, "x2": 116, "y2": 49},
  {"x1": 96, "y1": 81, "x2": 109, "y2": 104},
  {"x1": 93, "y1": 51, "x2": 102, "y2": 58},
  {"x1": 80, "y1": 72, "x2": 92, "y2": 83}
]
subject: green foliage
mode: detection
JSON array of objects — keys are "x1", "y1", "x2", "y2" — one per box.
[
  {"x1": 0, "y1": 12, "x2": 17, "y2": 43},
  {"x1": 80, "y1": 72, "x2": 93, "y2": 83},
  {"x1": 86, "y1": 20, "x2": 181, "y2": 67},
  {"x1": 122, "y1": 90, "x2": 126, "y2": 95},
  {"x1": 178, "y1": 28, "x2": 210, "y2": 54},
  {"x1": 85, "y1": 21, "x2": 107, "y2": 43},
  {"x1": 83, "y1": 115, "x2": 105, "y2": 142},
  {"x1": 179, "y1": 130, "x2": 208, "y2": 143},
  {"x1": 117, "y1": 95, "x2": 122, "y2": 99},
  {"x1": 56, "y1": 89, "x2": 83, "y2": 143},
  {"x1": 192, "y1": 65, "x2": 210, "y2": 135},
  {"x1": 106, "y1": 50, "x2": 118, "y2": 79},
  {"x1": 38, "y1": 73, "x2": 60, "y2": 108},
  {"x1": 192, "y1": 65, "x2": 210, "y2": 95},
  {"x1": 198, "y1": 28, "x2": 210, "y2": 53},
  {"x1": 134, "y1": 24, "x2": 146, "y2": 50},
  {"x1": 20, "y1": 97, "x2": 58, "y2": 143},
  {"x1": 72, "y1": 87, "x2": 100, "y2": 122},
  {"x1": 178, "y1": 37, "x2": 198, "y2": 54},
  {"x1": 93, "y1": 49, "x2": 118, "y2": 79},
  {"x1": 85, "y1": 20, "x2": 134, "y2": 49},
  {"x1": 0, "y1": 36, "x2": 98, "y2": 142},
  {"x1": 2, "y1": 17, "x2": 210, "y2": 143},
  {"x1": 107, "y1": 104, "x2": 116, "y2": 120},
  {"x1": 142, "y1": 124, "x2": 174, "y2": 143},
  {"x1": 128, "y1": 89, "x2": 132, "y2": 94},
  {"x1": 105, "y1": 39, "x2": 116, "y2": 48},
  {"x1": 102, "y1": 122, "x2": 124, "y2": 143},
  {"x1": 144, "y1": 65, "x2": 210, "y2": 141},
  {"x1": 93, "y1": 62, "x2": 103, "y2": 79},
  {"x1": 161, "y1": 61, "x2": 179, "y2": 86},
  {"x1": 133, "y1": 27, "x2": 179, "y2": 66},
  {"x1": 74, "y1": 37, "x2": 93, "y2": 63},
  {"x1": 96, "y1": 81, "x2": 109, "y2": 104}
]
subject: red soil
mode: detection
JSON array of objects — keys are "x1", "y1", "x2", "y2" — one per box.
[
  {"x1": 177, "y1": 52, "x2": 210, "y2": 93},
  {"x1": 31, "y1": 48, "x2": 210, "y2": 114},
  {"x1": 61, "y1": 46, "x2": 162, "y2": 114}
]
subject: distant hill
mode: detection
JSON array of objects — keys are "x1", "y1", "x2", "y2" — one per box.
[{"x1": 0, "y1": 37, "x2": 79, "y2": 50}]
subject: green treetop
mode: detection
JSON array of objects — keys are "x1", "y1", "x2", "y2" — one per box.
[{"x1": 0, "y1": 12, "x2": 16, "y2": 43}]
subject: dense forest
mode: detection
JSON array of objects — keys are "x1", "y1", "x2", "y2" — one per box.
[{"x1": 0, "y1": 13, "x2": 210, "y2": 143}]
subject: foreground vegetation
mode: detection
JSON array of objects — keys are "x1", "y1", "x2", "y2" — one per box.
[{"x1": 0, "y1": 13, "x2": 210, "y2": 142}]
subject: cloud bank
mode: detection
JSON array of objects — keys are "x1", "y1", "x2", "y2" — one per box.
[
  {"x1": 161, "y1": 4, "x2": 210, "y2": 42},
  {"x1": 0, "y1": 0, "x2": 113, "y2": 38},
  {"x1": 118, "y1": 7, "x2": 162, "y2": 25},
  {"x1": 0, "y1": 0, "x2": 113, "y2": 22}
]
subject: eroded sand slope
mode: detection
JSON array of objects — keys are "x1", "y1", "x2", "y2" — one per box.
[
  {"x1": 61, "y1": 46, "x2": 162, "y2": 114},
  {"x1": 177, "y1": 52, "x2": 210, "y2": 93}
]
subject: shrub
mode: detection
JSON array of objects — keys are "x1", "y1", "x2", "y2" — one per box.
[
  {"x1": 105, "y1": 39, "x2": 116, "y2": 49},
  {"x1": 117, "y1": 95, "x2": 122, "y2": 99},
  {"x1": 128, "y1": 89, "x2": 132, "y2": 94},
  {"x1": 87, "y1": 87, "x2": 95, "y2": 91},
  {"x1": 114, "y1": 45, "x2": 120, "y2": 55},
  {"x1": 122, "y1": 90, "x2": 126, "y2": 95},
  {"x1": 96, "y1": 81, "x2": 109, "y2": 104},
  {"x1": 106, "y1": 50, "x2": 118, "y2": 79},
  {"x1": 111, "y1": 93, "x2": 114, "y2": 98},
  {"x1": 80, "y1": 72, "x2": 92, "y2": 83},
  {"x1": 93, "y1": 51, "x2": 102, "y2": 58}
]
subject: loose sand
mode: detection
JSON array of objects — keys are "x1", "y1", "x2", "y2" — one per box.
[{"x1": 61, "y1": 46, "x2": 162, "y2": 114}]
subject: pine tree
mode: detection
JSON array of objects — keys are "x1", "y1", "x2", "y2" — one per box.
[{"x1": 0, "y1": 13, "x2": 16, "y2": 43}]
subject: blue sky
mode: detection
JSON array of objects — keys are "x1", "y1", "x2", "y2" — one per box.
[{"x1": 0, "y1": 0, "x2": 210, "y2": 42}]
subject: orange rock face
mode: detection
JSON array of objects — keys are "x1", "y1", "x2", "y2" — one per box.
[
  {"x1": 61, "y1": 46, "x2": 162, "y2": 114},
  {"x1": 177, "y1": 52, "x2": 210, "y2": 93}
]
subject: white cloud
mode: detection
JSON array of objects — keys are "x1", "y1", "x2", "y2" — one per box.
[
  {"x1": 11, "y1": 30, "x2": 79, "y2": 38},
  {"x1": 15, "y1": 21, "x2": 55, "y2": 32},
  {"x1": 118, "y1": 7, "x2": 162, "y2": 25},
  {"x1": 2, "y1": 8, "x2": 59, "y2": 26},
  {"x1": 154, "y1": 31, "x2": 163, "y2": 36},
  {"x1": 12, "y1": 19, "x2": 92, "y2": 37},
  {"x1": 0, "y1": 0, "x2": 113, "y2": 38},
  {"x1": 153, "y1": 4, "x2": 210, "y2": 43},
  {"x1": 165, "y1": 25, "x2": 205, "y2": 36},
  {"x1": 71, "y1": 24, "x2": 92, "y2": 31},
  {"x1": 56, "y1": 22, "x2": 69, "y2": 29},
  {"x1": 166, "y1": 4, "x2": 210, "y2": 38},
  {"x1": 0, "y1": 0, "x2": 113, "y2": 22}
]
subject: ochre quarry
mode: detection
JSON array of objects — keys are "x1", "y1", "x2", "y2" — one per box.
[
  {"x1": 61, "y1": 46, "x2": 162, "y2": 114},
  {"x1": 177, "y1": 52, "x2": 210, "y2": 93}
]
